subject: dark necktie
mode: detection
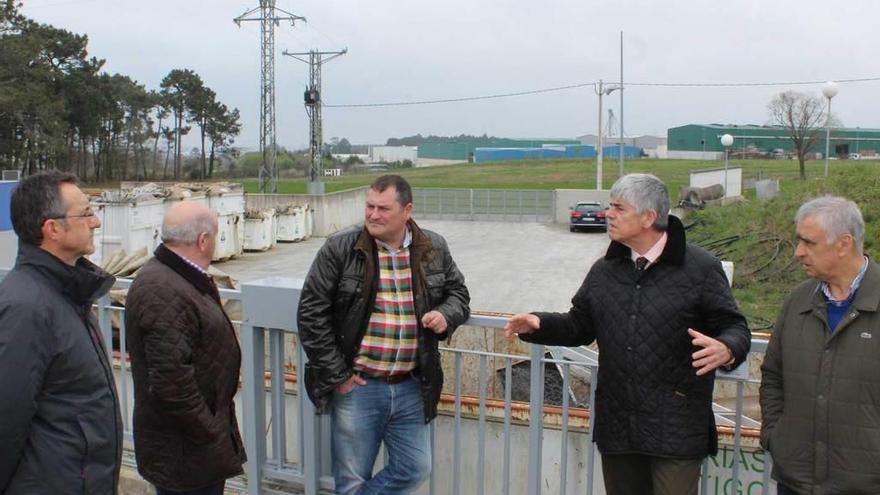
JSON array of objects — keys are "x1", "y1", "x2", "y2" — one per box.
[{"x1": 635, "y1": 256, "x2": 649, "y2": 271}]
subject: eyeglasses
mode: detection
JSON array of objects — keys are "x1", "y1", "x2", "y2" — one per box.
[{"x1": 45, "y1": 211, "x2": 97, "y2": 221}]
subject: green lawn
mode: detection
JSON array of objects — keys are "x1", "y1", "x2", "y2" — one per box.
[
  {"x1": 240, "y1": 158, "x2": 857, "y2": 197},
  {"x1": 686, "y1": 163, "x2": 880, "y2": 331}
]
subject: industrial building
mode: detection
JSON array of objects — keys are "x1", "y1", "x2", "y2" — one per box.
[
  {"x1": 668, "y1": 124, "x2": 880, "y2": 159},
  {"x1": 577, "y1": 134, "x2": 667, "y2": 150},
  {"x1": 367, "y1": 145, "x2": 418, "y2": 164},
  {"x1": 418, "y1": 138, "x2": 579, "y2": 161}
]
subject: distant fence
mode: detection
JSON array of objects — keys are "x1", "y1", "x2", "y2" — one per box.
[{"x1": 413, "y1": 188, "x2": 556, "y2": 222}]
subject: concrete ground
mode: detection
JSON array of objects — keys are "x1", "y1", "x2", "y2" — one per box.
[{"x1": 215, "y1": 220, "x2": 611, "y2": 315}]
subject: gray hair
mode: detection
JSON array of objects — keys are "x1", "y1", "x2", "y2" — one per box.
[
  {"x1": 161, "y1": 211, "x2": 217, "y2": 245},
  {"x1": 795, "y1": 196, "x2": 864, "y2": 253},
  {"x1": 609, "y1": 173, "x2": 670, "y2": 230}
]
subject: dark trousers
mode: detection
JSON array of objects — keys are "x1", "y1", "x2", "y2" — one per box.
[
  {"x1": 776, "y1": 484, "x2": 801, "y2": 495},
  {"x1": 601, "y1": 453, "x2": 702, "y2": 495},
  {"x1": 155, "y1": 481, "x2": 225, "y2": 495}
]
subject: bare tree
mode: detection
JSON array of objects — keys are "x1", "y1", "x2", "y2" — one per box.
[{"x1": 768, "y1": 91, "x2": 830, "y2": 180}]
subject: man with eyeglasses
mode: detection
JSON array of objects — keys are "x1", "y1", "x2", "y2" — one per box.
[{"x1": 0, "y1": 171, "x2": 122, "y2": 494}]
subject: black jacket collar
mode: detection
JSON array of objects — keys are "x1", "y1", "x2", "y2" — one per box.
[
  {"x1": 604, "y1": 214, "x2": 688, "y2": 266},
  {"x1": 15, "y1": 241, "x2": 115, "y2": 306},
  {"x1": 154, "y1": 243, "x2": 219, "y2": 302}
]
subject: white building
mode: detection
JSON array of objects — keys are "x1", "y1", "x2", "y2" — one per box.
[{"x1": 368, "y1": 145, "x2": 418, "y2": 164}]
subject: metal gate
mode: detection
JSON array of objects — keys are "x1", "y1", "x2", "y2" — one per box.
[{"x1": 412, "y1": 188, "x2": 555, "y2": 222}]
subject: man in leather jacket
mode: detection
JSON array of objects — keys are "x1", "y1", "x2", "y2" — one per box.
[{"x1": 298, "y1": 174, "x2": 470, "y2": 495}]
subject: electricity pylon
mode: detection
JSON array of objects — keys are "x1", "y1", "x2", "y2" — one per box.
[
  {"x1": 234, "y1": 1, "x2": 305, "y2": 193},
  {"x1": 283, "y1": 48, "x2": 347, "y2": 193}
]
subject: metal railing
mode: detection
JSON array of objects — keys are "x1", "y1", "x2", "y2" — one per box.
[
  {"x1": 412, "y1": 188, "x2": 556, "y2": 222},
  {"x1": 0, "y1": 269, "x2": 773, "y2": 494}
]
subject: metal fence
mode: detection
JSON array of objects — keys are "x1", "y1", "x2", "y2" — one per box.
[
  {"x1": 0, "y1": 270, "x2": 773, "y2": 495},
  {"x1": 412, "y1": 188, "x2": 556, "y2": 222}
]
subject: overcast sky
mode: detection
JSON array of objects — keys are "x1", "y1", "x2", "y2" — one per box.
[{"x1": 22, "y1": 0, "x2": 880, "y2": 150}]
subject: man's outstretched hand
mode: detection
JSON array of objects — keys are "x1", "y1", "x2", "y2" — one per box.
[{"x1": 504, "y1": 313, "x2": 540, "y2": 340}]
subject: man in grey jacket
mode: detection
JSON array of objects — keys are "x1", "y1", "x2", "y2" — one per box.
[
  {"x1": 761, "y1": 196, "x2": 880, "y2": 494},
  {"x1": 0, "y1": 171, "x2": 121, "y2": 493}
]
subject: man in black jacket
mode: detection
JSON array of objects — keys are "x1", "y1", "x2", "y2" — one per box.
[
  {"x1": 126, "y1": 201, "x2": 245, "y2": 495},
  {"x1": 0, "y1": 171, "x2": 121, "y2": 494},
  {"x1": 298, "y1": 175, "x2": 470, "y2": 495},
  {"x1": 506, "y1": 173, "x2": 750, "y2": 495}
]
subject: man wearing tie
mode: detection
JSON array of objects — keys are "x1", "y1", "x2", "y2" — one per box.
[{"x1": 506, "y1": 173, "x2": 751, "y2": 495}]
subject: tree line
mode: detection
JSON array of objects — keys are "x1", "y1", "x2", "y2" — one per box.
[{"x1": 0, "y1": 1, "x2": 241, "y2": 181}]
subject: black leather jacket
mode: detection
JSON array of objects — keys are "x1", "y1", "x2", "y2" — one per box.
[{"x1": 297, "y1": 220, "x2": 470, "y2": 421}]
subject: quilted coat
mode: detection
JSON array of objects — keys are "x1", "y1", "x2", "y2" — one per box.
[
  {"x1": 125, "y1": 244, "x2": 245, "y2": 491},
  {"x1": 521, "y1": 215, "x2": 751, "y2": 458}
]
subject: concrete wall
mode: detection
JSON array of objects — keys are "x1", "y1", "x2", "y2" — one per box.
[
  {"x1": 246, "y1": 186, "x2": 368, "y2": 237},
  {"x1": 554, "y1": 189, "x2": 611, "y2": 223},
  {"x1": 667, "y1": 150, "x2": 725, "y2": 160}
]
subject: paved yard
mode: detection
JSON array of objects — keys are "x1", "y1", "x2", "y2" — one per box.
[{"x1": 216, "y1": 219, "x2": 610, "y2": 314}]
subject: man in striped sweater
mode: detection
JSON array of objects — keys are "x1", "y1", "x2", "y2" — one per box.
[{"x1": 298, "y1": 175, "x2": 470, "y2": 495}]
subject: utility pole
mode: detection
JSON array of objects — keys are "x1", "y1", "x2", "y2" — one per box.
[
  {"x1": 283, "y1": 48, "x2": 347, "y2": 194},
  {"x1": 618, "y1": 30, "x2": 625, "y2": 178},
  {"x1": 234, "y1": 1, "x2": 305, "y2": 193},
  {"x1": 594, "y1": 80, "x2": 621, "y2": 190}
]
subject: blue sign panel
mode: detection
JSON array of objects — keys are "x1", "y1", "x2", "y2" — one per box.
[{"x1": 0, "y1": 181, "x2": 16, "y2": 231}]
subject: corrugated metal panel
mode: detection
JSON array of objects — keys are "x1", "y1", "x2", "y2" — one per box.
[
  {"x1": 602, "y1": 145, "x2": 640, "y2": 158},
  {"x1": 418, "y1": 139, "x2": 580, "y2": 160},
  {"x1": 473, "y1": 145, "x2": 597, "y2": 162},
  {"x1": 668, "y1": 124, "x2": 880, "y2": 153}
]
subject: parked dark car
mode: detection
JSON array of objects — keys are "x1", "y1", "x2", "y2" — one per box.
[{"x1": 569, "y1": 201, "x2": 607, "y2": 232}]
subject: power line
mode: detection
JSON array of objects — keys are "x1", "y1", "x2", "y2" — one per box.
[
  {"x1": 324, "y1": 82, "x2": 596, "y2": 108},
  {"x1": 324, "y1": 76, "x2": 880, "y2": 109}
]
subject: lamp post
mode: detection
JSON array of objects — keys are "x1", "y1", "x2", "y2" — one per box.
[
  {"x1": 721, "y1": 133, "x2": 734, "y2": 198},
  {"x1": 822, "y1": 81, "x2": 838, "y2": 177},
  {"x1": 594, "y1": 79, "x2": 621, "y2": 190}
]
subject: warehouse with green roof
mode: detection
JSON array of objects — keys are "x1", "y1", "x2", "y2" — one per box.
[{"x1": 668, "y1": 124, "x2": 880, "y2": 158}]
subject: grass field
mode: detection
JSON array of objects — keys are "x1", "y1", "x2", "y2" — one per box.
[
  {"x1": 239, "y1": 158, "x2": 864, "y2": 197},
  {"x1": 686, "y1": 163, "x2": 880, "y2": 330}
]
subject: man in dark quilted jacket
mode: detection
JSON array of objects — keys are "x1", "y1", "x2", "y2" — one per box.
[
  {"x1": 506, "y1": 173, "x2": 751, "y2": 495},
  {"x1": 761, "y1": 196, "x2": 880, "y2": 495},
  {"x1": 126, "y1": 201, "x2": 245, "y2": 495}
]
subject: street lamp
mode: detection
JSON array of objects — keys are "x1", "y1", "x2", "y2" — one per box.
[
  {"x1": 822, "y1": 81, "x2": 838, "y2": 177},
  {"x1": 721, "y1": 133, "x2": 734, "y2": 197},
  {"x1": 594, "y1": 79, "x2": 621, "y2": 190}
]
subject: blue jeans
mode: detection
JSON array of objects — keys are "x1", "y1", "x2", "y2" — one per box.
[{"x1": 331, "y1": 376, "x2": 431, "y2": 495}]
